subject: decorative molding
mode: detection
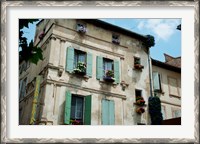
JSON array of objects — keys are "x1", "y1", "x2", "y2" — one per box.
[
  {"x1": 120, "y1": 80, "x2": 129, "y2": 91},
  {"x1": 46, "y1": 79, "x2": 126, "y2": 100},
  {"x1": 51, "y1": 33, "x2": 125, "y2": 59}
]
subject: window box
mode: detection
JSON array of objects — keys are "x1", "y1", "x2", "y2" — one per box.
[
  {"x1": 103, "y1": 76, "x2": 115, "y2": 83},
  {"x1": 103, "y1": 70, "x2": 115, "y2": 83},
  {"x1": 73, "y1": 61, "x2": 86, "y2": 76},
  {"x1": 134, "y1": 64, "x2": 144, "y2": 70},
  {"x1": 135, "y1": 94, "x2": 146, "y2": 106},
  {"x1": 136, "y1": 107, "x2": 145, "y2": 114}
]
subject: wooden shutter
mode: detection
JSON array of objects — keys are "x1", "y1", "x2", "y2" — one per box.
[
  {"x1": 102, "y1": 99, "x2": 115, "y2": 125},
  {"x1": 102, "y1": 99, "x2": 109, "y2": 125},
  {"x1": 65, "y1": 47, "x2": 74, "y2": 73},
  {"x1": 64, "y1": 91, "x2": 72, "y2": 124},
  {"x1": 96, "y1": 56, "x2": 103, "y2": 80},
  {"x1": 84, "y1": 95, "x2": 92, "y2": 125},
  {"x1": 86, "y1": 53, "x2": 93, "y2": 77},
  {"x1": 153, "y1": 72, "x2": 161, "y2": 91},
  {"x1": 109, "y1": 100, "x2": 115, "y2": 125},
  {"x1": 114, "y1": 60, "x2": 120, "y2": 84}
]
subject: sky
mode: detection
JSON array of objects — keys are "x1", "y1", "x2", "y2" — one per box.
[{"x1": 22, "y1": 19, "x2": 181, "y2": 62}]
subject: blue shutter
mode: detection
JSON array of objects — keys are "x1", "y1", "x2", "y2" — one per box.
[
  {"x1": 153, "y1": 72, "x2": 160, "y2": 91},
  {"x1": 64, "y1": 91, "x2": 72, "y2": 124},
  {"x1": 102, "y1": 99, "x2": 109, "y2": 125},
  {"x1": 65, "y1": 47, "x2": 74, "y2": 73},
  {"x1": 96, "y1": 56, "x2": 103, "y2": 80},
  {"x1": 84, "y1": 95, "x2": 92, "y2": 125},
  {"x1": 86, "y1": 53, "x2": 93, "y2": 77},
  {"x1": 109, "y1": 100, "x2": 115, "y2": 125},
  {"x1": 114, "y1": 60, "x2": 120, "y2": 84}
]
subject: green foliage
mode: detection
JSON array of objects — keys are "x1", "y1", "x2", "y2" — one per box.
[
  {"x1": 19, "y1": 19, "x2": 43, "y2": 65},
  {"x1": 148, "y1": 96, "x2": 163, "y2": 125},
  {"x1": 145, "y1": 35, "x2": 155, "y2": 48},
  {"x1": 73, "y1": 61, "x2": 86, "y2": 73},
  {"x1": 106, "y1": 70, "x2": 114, "y2": 77}
]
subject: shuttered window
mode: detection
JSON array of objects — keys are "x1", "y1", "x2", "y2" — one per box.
[
  {"x1": 96, "y1": 56, "x2": 120, "y2": 84},
  {"x1": 64, "y1": 91, "x2": 92, "y2": 125},
  {"x1": 102, "y1": 99, "x2": 115, "y2": 125},
  {"x1": 153, "y1": 72, "x2": 162, "y2": 92},
  {"x1": 65, "y1": 47, "x2": 93, "y2": 77}
]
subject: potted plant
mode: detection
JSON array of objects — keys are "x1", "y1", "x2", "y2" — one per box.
[
  {"x1": 136, "y1": 96, "x2": 146, "y2": 106},
  {"x1": 134, "y1": 60, "x2": 144, "y2": 70},
  {"x1": 103, "y1": 70, "x2": 115, "y2": 83},
  {"x1": 70, "y1": 119, "x2": 81, "y2": 125},
  {"x1": 136, "y1": 107, "x2": 145, "y2": 114},
  {"x1": 73, "y1": 61, "x2": 86, "y2": 76}
]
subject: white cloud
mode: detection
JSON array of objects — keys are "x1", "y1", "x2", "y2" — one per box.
[{"x1": 137, "y1": 19, "x2": 180, "y2": 41}]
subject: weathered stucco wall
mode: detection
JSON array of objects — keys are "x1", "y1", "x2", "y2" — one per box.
[
  {"x1": 20, "y1": 19, "x2": 151, "y2": 125},
  {"x1": 152, "y1": 65, "x2": 181, "y2": 120}
]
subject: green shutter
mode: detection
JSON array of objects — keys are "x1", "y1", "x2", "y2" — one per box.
[
  {"x1": 114, "y1": 60, "x2": 120, "y2": 84},
  {"x1": 84, "y1": 95, "x2": 92, "y2": 125},
  {"x1": 64, "y1": 91, "x2": 72, "y2": 124},
  {"x1": 153, "y1": 72, "x2": 160, "y2": 91},
  {"x1": 102, "y1": 99, "x2": 109, "y2": 125},
  {"x1": 109, "y1": 100, "x2": 115, "y2": 125},
  {"x1": 86, "y1": 53, "x2": 93, "y2": 77},
  {"x1": 96, "y1": 56, "x2": 103, "y2": 80},
  {"x1": 65, "y1": 47, "x2": 74, "y2": 73}
]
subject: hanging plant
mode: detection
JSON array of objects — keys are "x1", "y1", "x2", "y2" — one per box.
[
  {"x1": 148, "y1": 96, "x2": 163, "y2": 125},
  {"x1": 136, "y1": 107, "x2": 145, "y2": 114}
]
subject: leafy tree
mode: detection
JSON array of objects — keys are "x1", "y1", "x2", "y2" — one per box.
[{"x1": 19, "y1": 19, "x2": 43, "y2": 64}]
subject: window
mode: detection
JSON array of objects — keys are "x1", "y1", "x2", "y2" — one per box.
[
  {"x1": 112, "y1": 34, "x2": 120, "y2": 44},
  {"x1": 135, "y1": 89, "x2": 145, "y2": 105},
  {"x1": 74, "y1": 50, "x2": 86, "y2": 71},
  {"x1": 96, "y1": 56, "x2": 120, "y2": 84},
  {"x1": 134, "y1": 57, "x2": 141, "y2": 65},
  {"x1": 70, "y1": 95, "x2": 84, "y2": 124},
  {"x1": 64, "y1": 91, "x2": 92, "y2": 125},
  {"x1": 153, "y1": 72, "x2": 162, "y2": 93},
  {"x1": 102, "y1": 99, "x2": 115, "y2": 125},
  {"x1": 19, "y1": 77, "x2": 27, "y2": 100},
  {"x1": 168, "y1": 77, "x2": 179, "y2": 96},
  {"x1": 172, "y1": 109, "x2": 181, "y2": 118},
  {"x1": 103, "y1": 58, "x2": 114, "y2": 76},
  {"x1": 66, "y1": 47, "x2": 93, "y2": 77},
  {"x1": 134, "y1": 57, "x2": 144, "y2": 70},
  {"x1": 76, "y1": 23, "x2": 87, "y2": 33}
]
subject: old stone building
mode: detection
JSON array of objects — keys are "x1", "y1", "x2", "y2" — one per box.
[
  {"x1": 152, "y1": 54, "x2": 181, "y2": 121},
  {"x1": 19, "y1": 19, "x2": 180, "y2": 125}
]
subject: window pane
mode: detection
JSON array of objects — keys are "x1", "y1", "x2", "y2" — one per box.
[
  {"x1": 78, "y1": 53, "x2": 85, "y2": 63},
  {"x1": 70, "y1": 97, "x2": 76, "y2": 119},
  {"x1": 75, "y1": 97, "x2": 83, "y2": 119}
]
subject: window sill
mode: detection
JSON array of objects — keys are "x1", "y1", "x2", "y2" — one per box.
[{"x1": 169, "y1": 94, "x2": 181, "y2": 99}]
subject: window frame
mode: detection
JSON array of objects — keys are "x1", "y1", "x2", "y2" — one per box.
[
  {"x1": 74, "y1": 49, "x2": 87, "y2": 69},
  {"x1": 112, "y1": 34, "x2": 120, "y2": 44},
  {"x1": 70, "y1": 94, "x2": 85, "y2": 124},
  {"x1": 103, "y1": 58, "x2": 114, "y2": 76}
]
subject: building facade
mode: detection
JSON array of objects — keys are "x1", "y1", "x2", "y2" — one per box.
[
  {"x1": 152, "y1": 54, "x2": 181, "y2": 121},
  {"x1": 19, "y1": 19, "x2": 181, "y2": 125}
]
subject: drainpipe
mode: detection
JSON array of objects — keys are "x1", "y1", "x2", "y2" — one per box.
[{"x1": 147, "y1": 48, "x2": 153, "y2": 97}]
